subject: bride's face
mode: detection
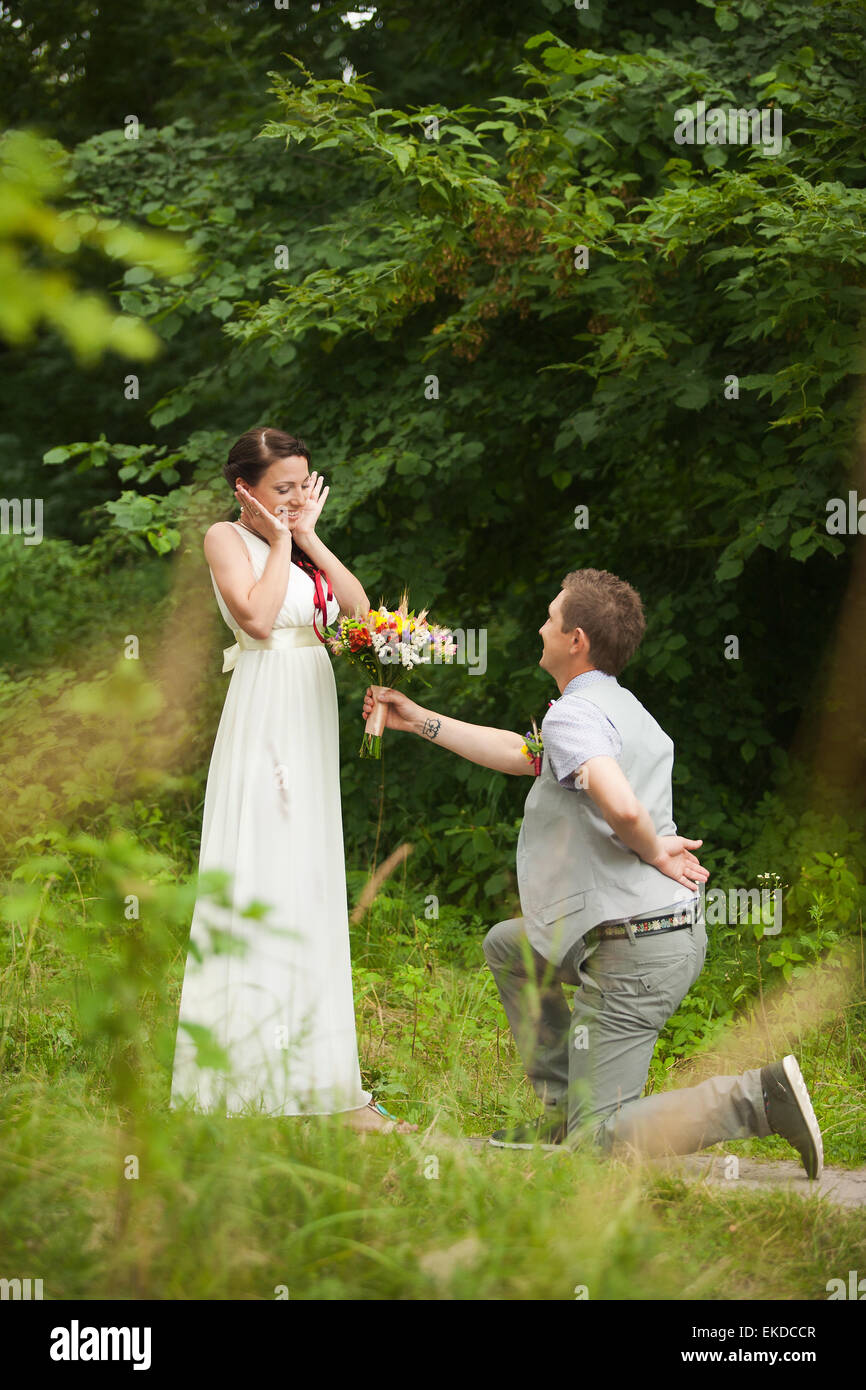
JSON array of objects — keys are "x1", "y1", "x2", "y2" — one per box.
[{"x1": 244, "y1": 455, "x2": 312, "y2": 526}]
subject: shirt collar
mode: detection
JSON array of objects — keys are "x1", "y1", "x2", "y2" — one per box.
[{"x1": 560, "y1": 669, "x2": 615, "y2": 700}]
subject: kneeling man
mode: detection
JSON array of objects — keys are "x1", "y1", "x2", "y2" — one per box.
[{"x1": 362, "y1": 568, "x2": 822, "y2": 1177}]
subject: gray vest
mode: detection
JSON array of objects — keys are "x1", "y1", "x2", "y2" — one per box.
[{"x1": 516, "y1": 678, "x2": 691, "y2": 964}]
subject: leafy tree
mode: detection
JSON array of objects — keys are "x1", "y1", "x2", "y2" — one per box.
[{"x1": 2, "y1": 0, "x2": 865, "y2": 890}]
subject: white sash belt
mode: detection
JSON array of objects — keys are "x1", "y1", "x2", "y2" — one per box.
[{"x1": 222, "y1": 625, "x2": 321, "y2": 673}]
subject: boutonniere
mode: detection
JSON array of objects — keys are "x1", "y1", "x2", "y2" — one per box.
[{"x1": 520, "y1": 718, "x2": 543, "y2": 776}]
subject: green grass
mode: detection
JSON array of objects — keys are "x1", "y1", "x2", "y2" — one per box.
[
  {"x1": 1, "y1": 823, "x2": 865, "y2": 1301},
  {"x1": 2, "y1": 1075, "x2": 865, "y2": 1301}
]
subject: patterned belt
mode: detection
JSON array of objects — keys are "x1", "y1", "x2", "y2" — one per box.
[{"x1": 587, "y1": 908, "x2": 695, "y2": 942}]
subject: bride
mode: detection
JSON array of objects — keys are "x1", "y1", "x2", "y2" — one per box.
[{"x1": 170, "y1": 426, "x2": 415, "y2": 1134}]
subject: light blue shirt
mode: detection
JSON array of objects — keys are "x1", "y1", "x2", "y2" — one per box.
[
  {"x1": 541, "y1": 669, "x2": 696, "y2": 928},
  {"x1": 542, "y1": 670, "x2": 621, "y2": 787}
]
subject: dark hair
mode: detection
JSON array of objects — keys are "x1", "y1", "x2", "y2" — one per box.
[
  {"x1": 224, "y1": 427, "x2": 311, "y2": 491},
  {"x1": 224, "y1": 426, "x2": 332, "y2": 628},
  {"x1": 559, "y1": 568, "x2": 645, "y2": 676}
]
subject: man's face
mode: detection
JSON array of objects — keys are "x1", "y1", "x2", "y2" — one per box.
[{"x1": 539, "y1": 590, "x2": 580, "y2": 675}]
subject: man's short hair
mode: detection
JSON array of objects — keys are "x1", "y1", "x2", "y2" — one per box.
[{"x1": 559, "y1": 569, "x2": 646, "y2": 676}]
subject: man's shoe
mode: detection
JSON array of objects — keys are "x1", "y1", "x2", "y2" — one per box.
[
  {"x1": 488, "y1": 1115, "x2": 567, "y2": 1150},
  {"x1": 760, "y1": 1054, "x2": 823, "y2": 1180}
]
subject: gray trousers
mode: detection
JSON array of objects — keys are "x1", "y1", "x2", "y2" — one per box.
[{"x1": 483, "y1": 916, "x2": 773, "y2": 1155}]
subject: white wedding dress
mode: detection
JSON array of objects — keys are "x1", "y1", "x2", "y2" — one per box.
[{"x1": 170, "y1": 521, "x2": 371, "y2": 1116}]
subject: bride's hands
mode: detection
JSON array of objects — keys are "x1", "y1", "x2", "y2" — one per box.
[
  {"x1": 292, "y1": 471, "x2": 329, "y2": 543},
  {"x1": 235, "y1": 482, "x2": 290, "y2": 543}
]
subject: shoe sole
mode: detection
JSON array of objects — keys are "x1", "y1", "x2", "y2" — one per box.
[
  {"x1": 487, "y1": 1137, "x2": 563, "y2": 1150},
  {"x1": 781, "y1": 1053, "x2": 823, "y2": 1180}
]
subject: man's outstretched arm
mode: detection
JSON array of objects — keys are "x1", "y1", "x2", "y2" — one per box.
[{"x1": 361, "y1": 687, "x2": 534, "y2": 776}]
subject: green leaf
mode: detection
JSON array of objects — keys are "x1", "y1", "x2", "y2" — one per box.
[
  {"x1": 484, "y1": 871, "x2": 509, "y2": 895},
  {"x1": 123, "y1": 266, "x2": 154, "y2": 286},
  {"x1": 702, "y1": 144, "x2": 728, "y2": 169},
  {"x1": 524, "y1": 31, "x2": 564, "y2": 50},
  {"x1": 715, "y1": 556, "x2": 744, "y2": 582},
  {"x1": 180, "y1": 1022, "x2": 230, "y2": 1071},
  {"x1": 789, "y1": 526, "x2": 814, "y2": 547},
  {"x1": 673, "y1": 376, "x2": 710, "y2": 410},
  {"x1": 393, "y1": 142, "x2": 415, "y2": 173}
]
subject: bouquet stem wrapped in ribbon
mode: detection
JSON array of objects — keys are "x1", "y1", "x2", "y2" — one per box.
[
  {"x1": 363, "y1": 682, "x2": 390, "y2": 749},
  {"x1": 324, "y1": 592, "x2": 457, "y2": 758}
]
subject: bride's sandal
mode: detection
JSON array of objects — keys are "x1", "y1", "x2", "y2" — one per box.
[
  {"x1": 345, "y1": 1099, "x2": 418, "y2": 1134},
  {"x1": 370, "y1": 1100, "x2": 417, "y2": 1134}
]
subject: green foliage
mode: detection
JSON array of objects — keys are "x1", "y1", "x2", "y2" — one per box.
[
  {"x1": 6, "y1": 0, "x2": 858, "y2": 854},
  {"x1": 1, "y1": 0, "x2": 865, "y2": 1300},
  {"x1": 0, "y1": 531, "x2": 158, "y2": 667},
  {"x1": 2, "y1": 0, "x2": 863, "y2": 995},
  {"x1": 1, "y1": 818, "x2": 864, "y2": 1298},
  {"x1": 0, "y1": 129, "x2": 190, "y2": 361}
]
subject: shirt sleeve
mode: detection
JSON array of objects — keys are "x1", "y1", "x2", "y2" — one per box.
[{"x1": 542, "y1": 698, "x2": 622, "y2": 789}]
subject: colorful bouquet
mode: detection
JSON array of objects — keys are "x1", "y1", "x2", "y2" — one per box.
[
  {"x1": 325, "y1": 592, "x2": 457, "y2": 758},
  {"x1": 520, "y1": 718, "x2": 544, "y2": 776}
]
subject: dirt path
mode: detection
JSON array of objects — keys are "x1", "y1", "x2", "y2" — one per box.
[
  {"x1": 468, "y1": 1137, "x2": 866, "y2": 1207},
  {"x1": 658, "y1": 1154, "x2": 866, "y2": 1209}
]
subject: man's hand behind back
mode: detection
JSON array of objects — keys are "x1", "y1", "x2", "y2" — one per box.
[{"x1": 652, "y1": 835, "x2": 709, "y2": 891}]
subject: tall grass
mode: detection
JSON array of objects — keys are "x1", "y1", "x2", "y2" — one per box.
[{"x1": 1, "y1": 818, "x2": 865, "y2": 1300}]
